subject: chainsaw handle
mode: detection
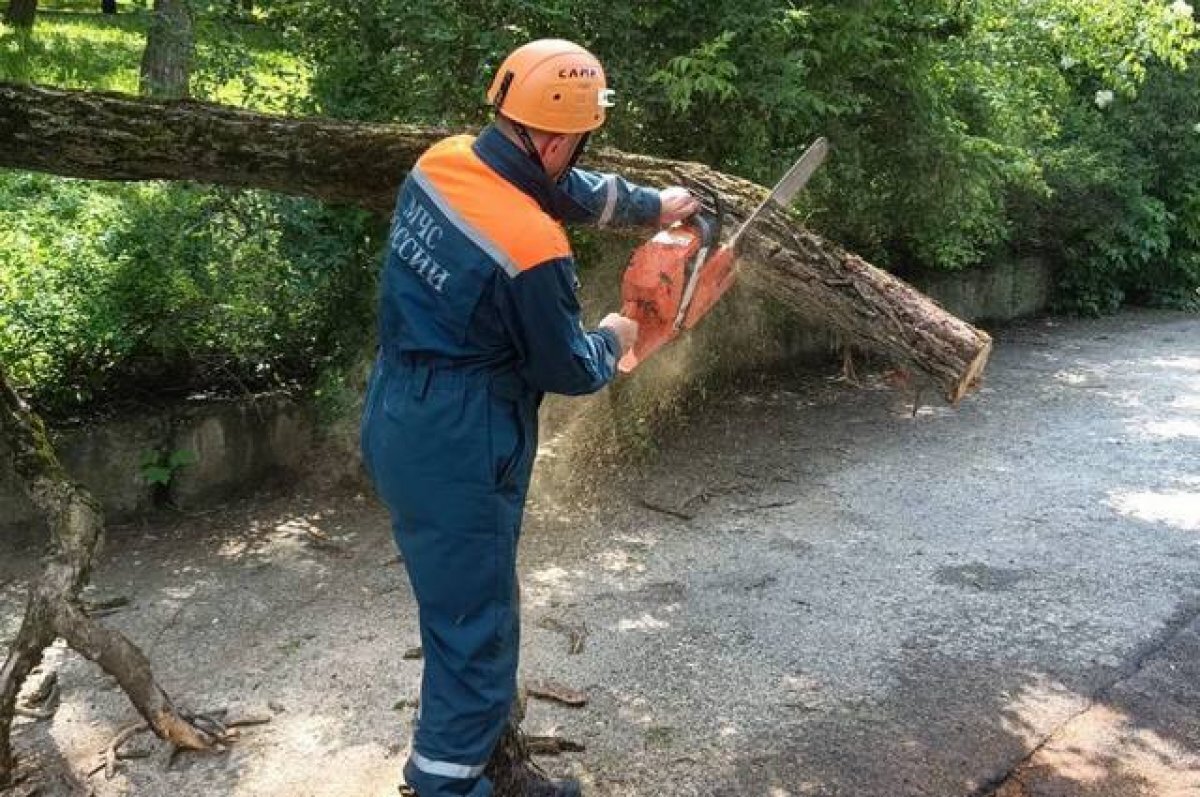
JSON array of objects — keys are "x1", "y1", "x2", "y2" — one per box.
[
  {"x1": 674, "y1": 182, "x2": 723, "y2": 251},
  {"x1": 678, "y1": 180, "x2": 723, "y2": 228}
]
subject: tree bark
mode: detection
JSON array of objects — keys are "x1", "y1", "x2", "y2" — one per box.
[
  {"x1": 139, "y1": 0, "x2": 193, "y2": 100},
  {"x1": 0, "y1": 82, "x2": 991, "y2": 401},
  {"x1": 3, "y1": 0, "x2": 36, "y2": 27},
  {"x1": 0, "y1": 367, "x2": 215, "y2": 789}
]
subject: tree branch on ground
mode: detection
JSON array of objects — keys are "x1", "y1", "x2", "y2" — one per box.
[{"x1": 0, "y1": 366, "x2": 217, "y2": 788}]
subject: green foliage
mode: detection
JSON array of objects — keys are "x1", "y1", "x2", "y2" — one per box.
[
  {"x1": 140, "y1": 448, "x2": 197, "y2": 487},
  {"x1": 0, "y1": 172, "x2": 379, "y2": 414},
  {"x1": 1012, "y1": 42, "x2": 1200, "y2": 314},
  {"x1": 268, "y1": 0, "x2": 1198, "y2": 296},
  {"x1": 648, "y1": 31, "x2": 740, "y2": 113},
  {"x1": 264, "y1": 0, "x2": 543, "y2": 123}
]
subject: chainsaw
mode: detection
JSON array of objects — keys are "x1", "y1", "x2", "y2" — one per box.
[{"x1": 618, "y1": 137, "x2": 830, "y2": 373}]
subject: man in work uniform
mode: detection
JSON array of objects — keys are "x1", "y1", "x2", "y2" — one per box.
[{"x1": 360, "y1": 39, "x2": 700, "y2": 797}]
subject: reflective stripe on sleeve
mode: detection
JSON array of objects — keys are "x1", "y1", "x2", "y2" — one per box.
[
  {"x1": 411, "y1": 168, "x2": 522, "y2": 278},
  {"x1": 599, "y1": 333, "x2": 616, "y2": 372},
  {"x1": 597, "y1": 174, "x2": 618, "y2": 228},
  {"x1": 410, "y1": 751, "x2": 488, "y2": 780}
]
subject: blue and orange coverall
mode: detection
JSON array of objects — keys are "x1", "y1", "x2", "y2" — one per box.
[{"x1": 360, "y1": 124, "x2": 660, "y2": 797}]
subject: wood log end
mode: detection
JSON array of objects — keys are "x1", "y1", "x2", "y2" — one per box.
[{"x1": 947, "y1": 332, "x2": 994, "y2": 406}]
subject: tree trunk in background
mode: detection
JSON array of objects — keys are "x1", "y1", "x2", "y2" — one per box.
[
  {"x1": 139, "y1": 0, "x2": 193, "y2": 99},
  {"x1": 0, "y1": 366, "x2": 216, "y2": 788},
  {"x1": 3, "y1": 0, "x2": 36, "y2": 27},
  {"x1": 0, "y1": 81, "x2": 991, "y2": 401},
  {"x1": 100, "y1": 0, "x2": 115, "y2": 13}
]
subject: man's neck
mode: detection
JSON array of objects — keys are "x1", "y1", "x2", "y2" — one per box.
[{"x1": 495, "y1": 117, "x2": 543, "y2": 149}]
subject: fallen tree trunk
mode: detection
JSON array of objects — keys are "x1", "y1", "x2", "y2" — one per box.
[
  {"x1": 0, "y1": 82, "x2": 991, "y2": 400},
  {"x1": 0, "y1": 367, "x2": 216, "y2": 788}
]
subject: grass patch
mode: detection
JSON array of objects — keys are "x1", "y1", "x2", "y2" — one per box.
[
  {"x1": 39, "y1": 0, "x2": 141, "y2": 12},
  {"x1": 0, "y1": 2, "x2": 309, "y2": 111},
  {"x1": 0, "y1": 13, "x2": 145, "y2": 91}
]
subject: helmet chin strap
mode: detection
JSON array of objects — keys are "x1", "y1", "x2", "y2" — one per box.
[
  {"x1": 559, "y1": 132, "x2": 590, "y2": 181},
  {"x1": 510, "y1": 120, "x2": 547, "y2": 173},
  {"x1": 494, "y1": 74, "x2": 550, "y2": 173},
  {"x1": 504, "y1": 116, "x2": 590, "y2": 182}
]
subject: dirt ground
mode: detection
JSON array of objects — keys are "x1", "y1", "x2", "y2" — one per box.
[{"x1": 2, "y1": 309, "x2": 1199, "y2": 797}]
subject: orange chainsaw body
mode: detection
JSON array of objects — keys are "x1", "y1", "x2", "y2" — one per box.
[
  {"x1": 618, "y1": 219, "x2": 736, "y2": 373},
  {"x1": 616, "y1": 138, "x2": 829, "y2": 373}
]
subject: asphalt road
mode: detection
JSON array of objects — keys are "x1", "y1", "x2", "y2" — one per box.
[
  {"x1": 2, "y1": 309, "x2": 1198, "y2": 796},
  {"x1": 519, "y1": 308, "x2": 1200, "y2": 796}
]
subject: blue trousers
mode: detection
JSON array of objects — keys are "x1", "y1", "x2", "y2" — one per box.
[{"x1": 361, "y1": 357, "x2": 537, "y2": 797}]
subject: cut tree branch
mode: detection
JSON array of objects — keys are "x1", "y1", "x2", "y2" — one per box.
[
  {"x1": 0, "y1": 81, "x2": 990, "y2": 400},
  {"x1": 0, "y1": 367, "x2": 215, "y2": 788}
]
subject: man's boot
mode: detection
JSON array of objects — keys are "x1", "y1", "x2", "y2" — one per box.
[{"x1": 485, "y1": 722, "x2": 582, "y2": 797}]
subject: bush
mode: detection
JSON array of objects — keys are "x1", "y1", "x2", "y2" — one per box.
[
  {"x1": 1014, "y1": 49, "x2": 1200, "y2": 314},
  {"x1": 270, "y1": 0, "x2": 1196, "y2": 291},
  {"x1": 0, "y1": 173, "x2": 379, "y2": 415}
]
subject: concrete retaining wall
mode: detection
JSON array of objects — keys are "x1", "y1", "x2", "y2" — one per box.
[
  {"x1": 911, "y1": 257, "x2": 1053, "y2": 324},
  {"x1": 0, "y1": 395, "x2": 316, "y2": 533},
  {"x1": 0, "y1": 256, "x2": 1053, "y2": 530}
]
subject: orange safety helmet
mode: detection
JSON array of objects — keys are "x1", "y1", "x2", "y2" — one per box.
[{"x1": 486, "y1": 39, "x2": 615, "y2": 134}]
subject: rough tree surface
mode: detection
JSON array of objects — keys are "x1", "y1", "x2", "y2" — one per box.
[
  {"x1": 0, "y1": 82, "x2": 991, "y2": 401},
  {"x1": 0, "y1": 368, "x2": 216, "y2": 788},
  {"x1": 139, "y1": 0, "x2": 194, "y2": 100},
  {"x1": 2, "y1": 0, "x2": 36, "y2": 27}
]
